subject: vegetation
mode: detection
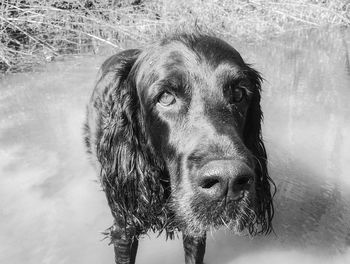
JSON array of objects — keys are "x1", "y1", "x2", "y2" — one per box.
[{"x1": 1, "y1": 0, "x2": 349, "y2": 73}]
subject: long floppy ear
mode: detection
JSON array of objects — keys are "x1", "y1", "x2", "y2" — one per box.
[
  {"x1": 243, "y1": 66, "x2": 275, "y2": 235},
  {"x1": 91, "y1": 49, "x2": 170, "y2": 236}
]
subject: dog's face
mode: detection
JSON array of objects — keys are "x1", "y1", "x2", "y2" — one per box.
[{"x1": 131, "y1": 35, "x2": 270, "y2": 236}]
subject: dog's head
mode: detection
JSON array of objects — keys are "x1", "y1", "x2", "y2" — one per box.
[{"x1": 94, "y1": 33, "x2": 274, "y2": 237}]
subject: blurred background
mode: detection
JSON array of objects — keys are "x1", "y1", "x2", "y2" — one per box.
[
  {"x1": 1, "y1": 0, "x2": 350, "y2": 73},
  {"x1": 1, "y1": 1, "x2": 350, "y2": 264}
]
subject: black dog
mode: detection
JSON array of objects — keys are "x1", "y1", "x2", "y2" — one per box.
[{"x1": 84, "y1": 33, "x2": 274, "y2": 264}]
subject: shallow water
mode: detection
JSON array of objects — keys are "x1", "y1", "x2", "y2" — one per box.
[{"x1": 1, "y1": 28, "x2": 349, "y2": 264}]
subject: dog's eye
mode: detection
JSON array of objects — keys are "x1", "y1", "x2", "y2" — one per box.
[
  {"x1": 158, "y1": 91, "x2": 176, "y2": 106},
  {"x1": 231, "y1": 87, "x2": 245, "y2": 103}
]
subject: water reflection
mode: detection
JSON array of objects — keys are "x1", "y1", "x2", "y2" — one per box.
[
  {"x1": 261, "y1": 27, "x2": 350, "y2": 251},
  {"x1": 0, "y1": 28, "x2": 349, "y2": 264}
]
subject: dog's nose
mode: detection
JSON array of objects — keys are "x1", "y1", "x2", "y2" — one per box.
[{"x1": 196, "y1": 160, "x2": 254, "y2": 200}]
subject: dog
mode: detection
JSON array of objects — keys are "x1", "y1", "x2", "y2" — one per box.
[{"x1": 84, "y1": 32, "x2": 274, "y2": 264}]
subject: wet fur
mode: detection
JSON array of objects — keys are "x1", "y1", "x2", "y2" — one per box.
[{"x1": 84, "y1": 32, "x2": 275, "y2": 262}]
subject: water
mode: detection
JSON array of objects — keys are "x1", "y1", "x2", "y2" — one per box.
[{"x1": 0, "y1": 27, "x2": 349, "y2": 264}]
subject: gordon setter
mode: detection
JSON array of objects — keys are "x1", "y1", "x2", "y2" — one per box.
[{"x1": 84, "y1": 32, "x2": 274, "y2": 264}]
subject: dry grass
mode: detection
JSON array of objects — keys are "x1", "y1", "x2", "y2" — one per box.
[{"x1": 1, "y1": 0, "x2": 349, "y2": 73}]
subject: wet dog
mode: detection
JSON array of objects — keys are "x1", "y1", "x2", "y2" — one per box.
[{"x1": 84, "y1": 33, "x2": 274, "y2": 264}]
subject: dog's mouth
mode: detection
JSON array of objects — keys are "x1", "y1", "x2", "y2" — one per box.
[{"x1": 177, "y1": 194, "x2": 257, "y2": 237}]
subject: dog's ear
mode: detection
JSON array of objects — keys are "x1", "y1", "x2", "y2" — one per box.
[
  {"x1": 243, "y1": 67, "x2": 275, "y2": 235},
  {"x1": 94, "y1": 49, "x2": 169, "y2": 235}
]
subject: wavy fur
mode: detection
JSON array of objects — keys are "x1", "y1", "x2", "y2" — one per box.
[
  {"x1": 243, "y1": 66, "x2": 275, "y2": 235},
  {"x1": 85, "y1": 50, "x2": 175, "y2": 237}
]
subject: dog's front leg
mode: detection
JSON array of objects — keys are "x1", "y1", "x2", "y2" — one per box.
[
  {"x1": 113, "y1": 237, "x2": 138, "y2": 264},
  {"x1": 183, "y1": 233, "x2": 206, "y2": 264},
  {"x1": 109, "y1": 223, "x2": 139, "y2": 264}
]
